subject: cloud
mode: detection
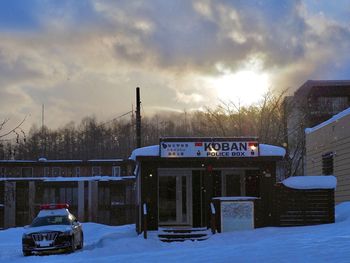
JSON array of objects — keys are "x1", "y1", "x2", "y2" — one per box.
[{"x1": 0, "y1": 0, "x2": 349, "y2": 132}]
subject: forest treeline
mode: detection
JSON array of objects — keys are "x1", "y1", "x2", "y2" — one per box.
[{"x1": 0, "y1": 92, "x2": 287, "y2": 160}]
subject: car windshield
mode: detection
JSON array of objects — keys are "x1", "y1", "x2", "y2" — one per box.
[{"x1": 30, "y1": 216, "x2": 71, "y2": 227}]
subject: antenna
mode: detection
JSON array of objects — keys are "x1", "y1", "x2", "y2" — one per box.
[{"x1": 136, "y1": 87, "x2": 141, "y2": 148}]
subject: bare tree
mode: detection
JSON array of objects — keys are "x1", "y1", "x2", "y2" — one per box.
[
  {"x1": 0, "y1": 116, "x2": 27, "y2": 141},
  {"x1": 0, "y1": 116, "x2": 27, "y2": 159}
]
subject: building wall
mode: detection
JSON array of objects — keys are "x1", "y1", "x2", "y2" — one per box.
[
  {"x1": 306, "y1": 113, "x2": 350, "y2": 203},
  {"x1": 285, "y1": 80, "x2": 350, "y2": 176},
  {"x1": 136, "y1": 157, "x2": 279, "y2": 232},
  {"x1": 0, "y1": 160, "x2": 132, "y2": 178},
  {"x1": 0, "y1": 179, "x2": 136, "y2": 229}
]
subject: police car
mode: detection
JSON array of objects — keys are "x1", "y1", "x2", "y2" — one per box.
[{"x1": 22, "y1": 204, "x2": 83, "y2": 256}]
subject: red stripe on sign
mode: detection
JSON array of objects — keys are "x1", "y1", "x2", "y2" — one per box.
[{"x1": 195, "y1": 142, "x2": 203, "y2": 147}]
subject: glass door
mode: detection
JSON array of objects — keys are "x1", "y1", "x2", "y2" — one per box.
[
  {"x1": 158, "y1": 170, "x2": 191, "y2": 226},
  {"x1": 159, "y1": 176, "x2": 177, "y2": 223}
]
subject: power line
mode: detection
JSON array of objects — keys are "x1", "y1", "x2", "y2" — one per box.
[{"x1": 97, "y1": 111, "x2": 133, "y2": 128}]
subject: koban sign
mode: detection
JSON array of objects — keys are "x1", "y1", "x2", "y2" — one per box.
[{"x1": 160, "y1": 141, "x2": 259, "y2": 158}]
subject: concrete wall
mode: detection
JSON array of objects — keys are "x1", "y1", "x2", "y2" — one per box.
[{"x1": 306, "y1": 113, "x2": 350, "y2": 203}]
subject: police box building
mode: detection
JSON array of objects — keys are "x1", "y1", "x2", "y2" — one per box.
[{"x1": 130, "y1": 137, "x2": 286, "y2": 235}]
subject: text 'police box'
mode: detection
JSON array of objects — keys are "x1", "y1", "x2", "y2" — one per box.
[{"x1": 160, "y1": 137, "x2": 259, "y2": 158}]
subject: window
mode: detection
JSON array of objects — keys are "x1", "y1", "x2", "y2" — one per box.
[
  {"x1": 112, "y1": 166, "x2": 121, "y2": 177},
  {"x1": 322, "y1": 152, "x2": 334, "y2": 175},
  {"x1": 223, "y1": 174, "x2": 241, "y2": 196},
  {"x1": 52, "y1": 167, "x2": 61, "y2": 177},
  {"x1": 0, "y1": 167, "x2": 5, "y2": 177},
  {"x1": 62, "y1": 187, "x2": 78, "y2": 206},
  {"x1": 44, "y1": 167, "x2": 50, "y2": 177},
  {"x1": 92, "y1": 166, "x2": 101, "y2": 176},
  {"x1": 317, "y1": 97, "x2": 349, "y2": 114},
  {"x1": 43, "y1": 187, "x2": 59, "y2": 204},
  {"x1": 21, "y1": 167, "x2": 33, "y2": 177},
  {"x1": 75, "y1": 167, "x2": 81, "y2": 177},
  {"x1": 98, "y1": 186, "x2": 110, "y2": 206},
  {"x1": 68, "y1": 168, "x2": 74, "y2": 177}
]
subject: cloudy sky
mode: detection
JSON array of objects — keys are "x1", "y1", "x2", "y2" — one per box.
[{"x1": 0, "y1": 0, "x2": 349, "y2": 133}]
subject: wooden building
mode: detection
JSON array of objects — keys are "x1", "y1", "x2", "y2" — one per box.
[
  {"x1": 130, "y1": 137, "x2": 286, "y2": 233},
  {"x1": 0, "y1": 159, "x2": 135, "y2": 229},
  {"x1": 305, "y1": 107, "x2": 350, "y2": 204}
]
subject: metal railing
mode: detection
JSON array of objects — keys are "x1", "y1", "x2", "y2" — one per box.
[{"x1": 142, "y1": 203, "x2": 147, "y2": 239}]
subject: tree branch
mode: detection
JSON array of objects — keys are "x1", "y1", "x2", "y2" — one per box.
[{"x1": 0, "y1": 115, "x2": 28, "y2": 139}]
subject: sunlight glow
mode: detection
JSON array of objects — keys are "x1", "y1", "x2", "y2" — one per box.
[{"x1": 207, "y1": 70, "x2": 271, "y2": 105}]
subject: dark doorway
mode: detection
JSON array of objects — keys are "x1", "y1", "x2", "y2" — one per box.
[
  {"x1": 245, "y1": 170, "x2": 260, "y2": 197},
  {"x1": 192, "y1": 170, "x2": 221, "y2": 228}
]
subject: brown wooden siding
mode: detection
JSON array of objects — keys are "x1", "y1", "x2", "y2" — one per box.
[{"x1": 273, "y1": 184, "x2": 334, "y2": 226}]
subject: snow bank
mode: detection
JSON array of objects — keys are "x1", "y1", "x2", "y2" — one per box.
[
  {"x1": 335, "y1": 202, "x2": 350, "y2": 222},
  {"x1": 305, "y1": 107, "x2": 350, "y2": 134},
  {"x1": 3, "y1": 204, "x2": 350, "y2": 262},
  {"x1": 282, "y1": 175, "x2": 337, "y2": 190}
]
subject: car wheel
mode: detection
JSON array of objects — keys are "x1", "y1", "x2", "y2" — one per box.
[
  {"x1": 23, "y1": 250, "x2": 32, "y2": 257},
  {"x1": 77, "y1": 233, "x2": 84, "y2": 250}
]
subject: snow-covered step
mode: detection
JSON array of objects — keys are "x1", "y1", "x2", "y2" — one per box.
[{"x1": 158, "y1": 227, "x2": 212, "y2": 242}]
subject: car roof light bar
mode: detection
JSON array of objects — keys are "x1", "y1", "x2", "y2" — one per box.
[{"x1": 40, "y1": 203, "x2": 69, "y2": 210}]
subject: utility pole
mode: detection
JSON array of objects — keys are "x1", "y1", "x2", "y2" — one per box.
[
  {"x1": 41, "y1": 104, "x2": 45, "y2": 157},
  {"x1": 136, "y1": 87, "x2": 141, "y2": 148}
]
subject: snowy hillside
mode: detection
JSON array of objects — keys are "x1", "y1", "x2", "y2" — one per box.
[{"x1": 2, "y1": 203, "x2": 350, "y2": 262}]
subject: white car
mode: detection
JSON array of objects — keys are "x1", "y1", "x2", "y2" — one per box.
[{"x1": 22, "y1": 204, "x2": 83, "y2": 256}]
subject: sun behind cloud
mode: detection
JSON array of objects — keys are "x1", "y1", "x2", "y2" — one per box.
[{"x1": 204, "y1": 70, "x2": 271, "y2": 106}]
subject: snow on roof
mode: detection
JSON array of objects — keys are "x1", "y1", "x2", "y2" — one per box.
[
  {"x1": 43, "y1": 160, "x2": 82, "y2": 163},
  {"x1": 88, "y1": 159, "x2": 124, "y2": 162},
  {"x1": 305, "y1": 107, "x2": 350, "y2": 134},
  {"x1": 282, "y1": 175, "x2": 337, "y2": 190},
  {"x1": 43, "y1": 176, "x2": 135, "y2": 182},
  {"x1": 0, "y1": 159, "x2": 125, "y2": 164},
  {"x1": 129, "y1": 145, "x2": 159, "y2": 160},
  {"x1": 129, "y1": 143, "x2": 285, "y2": 160},
  {"x1": 0, "y1": 160, "x2": 36, "y2": 163},
  {"x1": 0, "y1": 177, "x2": 43, "y2": 181},
  {"x1": 259, "y1": 144, "x2": 286, "y2": 157},
  {"x1": 0, "y1": 176, "x2": 135, "y2": 182}
]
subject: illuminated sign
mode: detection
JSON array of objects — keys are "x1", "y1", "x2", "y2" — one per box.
[{"x1": 160, "y1": 141, "x2": 259, "y2": 158}]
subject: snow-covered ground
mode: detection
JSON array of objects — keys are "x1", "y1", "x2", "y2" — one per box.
[{"x1": 2, "y1": 203, "x2": 350, "y2": 262}]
